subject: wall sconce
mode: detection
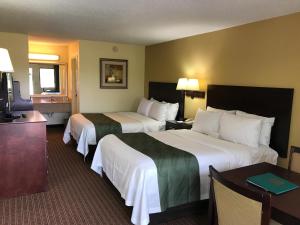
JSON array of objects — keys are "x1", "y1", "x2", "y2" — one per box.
[
  {"x1": 28, "y1": 53, "x2": 60, "y2": 61},
  {"x1": 176, "y1": 78, "x2": 205, "y2": 99}
]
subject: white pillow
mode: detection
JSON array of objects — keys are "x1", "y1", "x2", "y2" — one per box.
[
  {"x1": 192, "y1": 109, "x2": 222, "y2": 138},
  {"x1": 148, "y1": 101, "x2": 168, "y2": 121},
  {"x1": 150, "y1": 97, "x2": 158, "y2": 102},
  {"x1": 151, "y1": 98, "x2": 179, "y2": 121},
  {"x1": 165, "y1": 102, "x2": 179, "y2": 120},
  {"x1": 236, "y1": 111, "x2": 275, "y2": 146},
  {"x1": 219, "y1": 113, "x2": 262, "y2": 148},
  {"x1": 137, "y1": 98, "x2": 153, "y2": 116},
  {"x1": 207, "y1": 106, "x2": 236, "y2": 114}
]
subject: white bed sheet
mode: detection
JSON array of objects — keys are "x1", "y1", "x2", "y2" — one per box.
[
  {"x1": 91, "y1": 129, "x2": 278, "y2": 225},
  {"x1": 63, "y1": 112, "x2": 165, "y2": 156}
]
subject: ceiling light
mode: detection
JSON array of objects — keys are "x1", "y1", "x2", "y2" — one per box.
[{"x1": 29, "y1": 53, "x2": 60, "y2": 61}]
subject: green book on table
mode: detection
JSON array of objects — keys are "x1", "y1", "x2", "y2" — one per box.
[{"x1": 246, "y1": 172, "x2": 299, "y2": 195}]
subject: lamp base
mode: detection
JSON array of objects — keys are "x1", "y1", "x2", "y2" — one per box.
[{"x1": 186, "y1": 90, "x2": 205, "y2": 99}]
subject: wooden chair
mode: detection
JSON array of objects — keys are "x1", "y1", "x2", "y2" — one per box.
[
  {"x1": 288, "y1": 146, "x2": 300, "y2": 173},
  {"x1": 208, "y1": 166, "x2": 281, "y2": 225}
]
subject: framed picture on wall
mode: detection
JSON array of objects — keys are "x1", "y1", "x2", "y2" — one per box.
[{"x1": 100, "y1": 58, "x2": 128, "y2": 89}]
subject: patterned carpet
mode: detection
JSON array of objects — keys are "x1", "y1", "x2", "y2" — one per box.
[{"x1": 0, "y1": 126, "x2": 208, "y2": 225}]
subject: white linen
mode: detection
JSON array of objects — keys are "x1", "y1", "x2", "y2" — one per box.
[
  {"x1": 91, "y1": 129, "x2": 277, "y2": 225},
  {"x1": 137, "y1": 98, "x2": 153, "y2": 116},
  {"x1": 219, "y1": 113, "x2": 262, "y2": 148},
  {"x1": 192, "y1": 109, "x2": 221, "y2": 138},
  {"x1": 63, "y1": 112, "x2": 165, "y2": 156},
  {"x1": 150, "y1": 98, "x2": 179, "y2": 121},
  {"x1": 164, "y1": 102, "x2": 179, "y2": 120},
  {"x1": 236, "y1": 110, "x2": 275, "y2": 146},
  {"x1": 148, "y1": 101, "x2": 168, "y2": 121}
]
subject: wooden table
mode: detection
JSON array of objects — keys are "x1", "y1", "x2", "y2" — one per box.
[
  {"x1": 0, "y1": 111, "x2": 48, "y2": 198},
  {"x1": 220, "y1": 162, "x2": 300, "y2": 225}
]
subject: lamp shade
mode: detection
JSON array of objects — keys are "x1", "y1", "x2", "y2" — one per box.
[
  {"x1": 176, "y1": 78, "x2": 188, "y2": 90},
  {"x1": 186, "y1": 78, "x2": 200, "y2": 91},
  {"x1": 0, "y1": 48, "x2": 14, "y2": 73}
]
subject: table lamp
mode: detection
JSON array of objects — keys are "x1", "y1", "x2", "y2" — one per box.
[
  {"x1": 0, "y1": 48, "x2": 14, "y2": 75},
  {"x1": 0, "y1": 48, "x2": 14, "y2": 116},
  {"x1": 176, "y1": 78, "x2": 205, "y2": 99}
]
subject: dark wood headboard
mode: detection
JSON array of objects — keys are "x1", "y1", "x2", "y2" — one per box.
[
  {"x1": 148, "y1": 82, "x2": 184, "y2": 120},
  {"x1": 207, "y1": 85, "x2": 294, "y2": 158}
]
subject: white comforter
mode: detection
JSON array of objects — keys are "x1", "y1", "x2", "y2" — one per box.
[
  {"x1": 91, "y1": 129, "x2": 278, "y2": 225},
  {"x1": 63, "y1": 112, "x2": 165, "y2": 156}
]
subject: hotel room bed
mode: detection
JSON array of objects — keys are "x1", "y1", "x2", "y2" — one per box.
[
  {"x1": 90, "y1": 84, "x2": 294, "y2": 225},
  {"x1": 63, "y1": 82, "x2": 185, "y2": 157},
  {"x1": 91, "y1": 129, "x2": 278, "y2": 225},
  {"x1": 63, "y1": 112, "x2": 165, "y2": 156}
]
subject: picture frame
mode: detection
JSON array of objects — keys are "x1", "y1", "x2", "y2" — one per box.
[{"x1": 99, "y1": 58, "x2": 128, "y2": 89}]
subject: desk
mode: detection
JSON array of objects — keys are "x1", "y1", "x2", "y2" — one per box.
[
  {"x1": 220, "y1": 163, "x2": 300, "y2": 225},
  {"x1": 0, "y1": 111, "x2": 48, "y2": 198}
]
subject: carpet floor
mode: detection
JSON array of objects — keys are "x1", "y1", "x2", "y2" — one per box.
[{"x1": 0, "y1": 126, "x2": 208, "y2": 225}]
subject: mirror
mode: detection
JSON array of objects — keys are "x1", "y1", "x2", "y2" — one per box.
[{"x1": 29, "y1": 63, "x2": 67, "y2": 95}]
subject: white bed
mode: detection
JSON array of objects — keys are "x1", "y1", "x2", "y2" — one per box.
[
  {"x1": 91, "y1": 129, "x2": 278, "y2": 225},
  {"x1": 63, "y1": 112, "x2": 165, "y2": 156}
]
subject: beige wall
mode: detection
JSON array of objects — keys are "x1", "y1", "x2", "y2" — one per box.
[
  {"x1": 0, "y1": 32, "x2": 29, "y2": 98},
  {"x1": 145, "y1": 12, "x2": 300, "y2": 167},
  {"x1": 79, "y1": 40, "x2": 145, "y2": 112}
]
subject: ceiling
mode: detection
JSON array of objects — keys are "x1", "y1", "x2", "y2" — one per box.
[
  {"x1": 1, "y1": 0, "x2": 300, "y2": 45},
  {"x1": 28, "y1": 35, "x2": 75, "y2": 46}
]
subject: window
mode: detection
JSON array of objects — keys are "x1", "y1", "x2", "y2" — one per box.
[{"x1": 40, "y1": 68, "x2": 55, "y2": 89}]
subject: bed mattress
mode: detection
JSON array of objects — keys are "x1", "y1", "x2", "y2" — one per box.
[
  {"x1": 63, "y1": 112, "x2": 165, "y2": 156},
  {"x1": 91, "y1": 129, "x2": 278, "y2": 225}
]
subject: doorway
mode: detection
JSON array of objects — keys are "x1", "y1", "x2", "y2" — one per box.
[{"x1": 71, "y1": 56, "x2": 79, "y2": 114}]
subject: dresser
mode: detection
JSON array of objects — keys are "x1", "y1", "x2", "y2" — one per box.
[{"x1": 0, "y1": 111, "x2": 48, "y2": 198}]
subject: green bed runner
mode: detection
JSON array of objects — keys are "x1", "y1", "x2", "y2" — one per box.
[
  {"x1": 115, "y1": 132, "x2": 200, "y2": 211},
  {"x1": 82, "y1": 113, "x2": 122, "y2": 142}
]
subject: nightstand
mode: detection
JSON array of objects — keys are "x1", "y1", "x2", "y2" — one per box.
[{"x1": 166, "y1": 120, "x2": 193, "y2": 130}]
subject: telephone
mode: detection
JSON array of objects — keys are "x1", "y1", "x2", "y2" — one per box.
[{"x1": 184, "y1": 118, "x2": 194, "y2": 124}]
